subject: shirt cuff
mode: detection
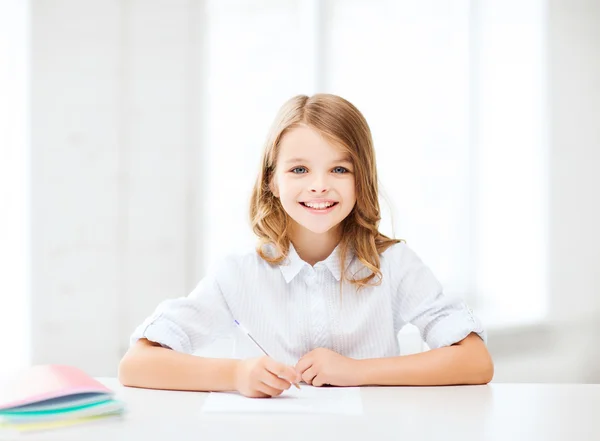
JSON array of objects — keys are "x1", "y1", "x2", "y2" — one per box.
[
  {"x1": 424, "y1": 307, "x2": 487, "y2": 349},
  {"x1": 129, "y1": 314, "x2": 193, "y2": 353}
]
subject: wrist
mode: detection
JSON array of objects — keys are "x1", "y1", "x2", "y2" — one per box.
[
  {"x1": 230, "y1": 359, "x2": 243, "y2": 391},
  {"x1": 353, "y1": 358, "x2": 371, "y2": 386}
]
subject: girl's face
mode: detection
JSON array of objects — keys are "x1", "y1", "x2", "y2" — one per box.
[{"x1": 271, "y1": 125, "x2": 357, "y2": 237}]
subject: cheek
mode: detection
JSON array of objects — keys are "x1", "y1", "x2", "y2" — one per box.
[
  {"x1": 343, "y1": 180, "x2": 357, "y2": 204},
  {"x1": 278, "y1": 179, "x2": 301, "y2": 200},
  {"x1": 273, "y1": 175, "x2": 290, "y2": 198}
]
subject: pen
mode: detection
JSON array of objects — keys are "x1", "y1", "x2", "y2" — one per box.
[{"x1": 234, "y1": 319, "x2": 301, "y2": 390}]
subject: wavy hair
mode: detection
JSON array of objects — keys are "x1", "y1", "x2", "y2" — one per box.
[{"x1": 249, "y1": 94, "x2": 401, "y2": 288}]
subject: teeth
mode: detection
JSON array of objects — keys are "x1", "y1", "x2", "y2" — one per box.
[{"x1": 304, "y1": 202, "x2": 334, "y2": 209}]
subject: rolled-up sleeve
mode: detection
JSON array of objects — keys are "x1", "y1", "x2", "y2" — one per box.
[
  {"x1": 129, "y1": 262, "x2": 234, "y2": 354},
  {"x1": 393, "y1": 245, "x2": 487, "y2": 349}
]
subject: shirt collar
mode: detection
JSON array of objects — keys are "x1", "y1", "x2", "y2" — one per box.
[{"x1": 279, "y1": 242, "x2": 354, "y2": 283}]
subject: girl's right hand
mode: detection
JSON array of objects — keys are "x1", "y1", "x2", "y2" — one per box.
[{"x1": 234, "y1": 356, "x2": 301, "y2": 398}]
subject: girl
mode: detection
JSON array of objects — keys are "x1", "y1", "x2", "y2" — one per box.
[{"x1": 119, "y1": 94, "x2": 493, "y2": 398}]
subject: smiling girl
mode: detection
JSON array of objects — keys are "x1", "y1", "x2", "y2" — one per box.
[{"x1": 119, "y1": 94, "x2": 494, "y2": 398}]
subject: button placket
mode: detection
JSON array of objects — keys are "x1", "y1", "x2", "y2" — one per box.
[
  {"x1": 309, "y1": 267, "x2": 330, "y2": 349},
  {"x1": 305, "y1": 267, "x2": 317, "y2": 287}
]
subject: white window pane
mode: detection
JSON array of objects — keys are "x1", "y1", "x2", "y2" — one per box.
[{"x1": 475, "y1": 0, "x2": 547, "y2": 321}]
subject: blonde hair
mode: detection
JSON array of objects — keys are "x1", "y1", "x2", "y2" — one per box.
[{"x1": 249, "y1": 94, "x2": 401, "y2": 288}]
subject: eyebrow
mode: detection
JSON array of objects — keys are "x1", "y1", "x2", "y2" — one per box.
[{"x1": 283, "y1": 156, "x2": 353, "y2": 164}]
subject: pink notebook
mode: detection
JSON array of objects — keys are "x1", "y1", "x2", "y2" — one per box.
[{"x1": 0, "y1": 365, "x2": 113, "y2": 411}]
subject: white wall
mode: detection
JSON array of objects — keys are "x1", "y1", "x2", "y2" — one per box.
[
  {"x1": 28, "y1": 0, "x2": 600, "y2": 381},
  {"x1": 547, "y1": 0, "x2": 600, "y2": 323},
  {"x1": 30, "y1": 0, "x2": 205, "y2": 376},
  {"x1": 489, "y1": 0, "x2": 600, "y2": 383}
]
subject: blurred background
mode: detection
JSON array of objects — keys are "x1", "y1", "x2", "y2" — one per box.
[{"x1": 0, "y1": 0, "x2": 598, "y2": 382}]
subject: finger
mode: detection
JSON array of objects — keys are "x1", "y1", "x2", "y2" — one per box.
[
  {"x1": 256, "y1": 381, "x2": 285, "y2": 397},
  {"x1": 295, "y1": 357, "x2": 312, "y2": 376},
  {"x1": 301, "y1": 366, "x2": 318, "y2": 385},
  {"x1": 312, "y1": 374, "x2": 326, "y2": 387},
  {"x1": 265, "y1": 358, "x2": 301, "y2": 384},
  {"x1": 245, "y1": 391, "x2": 270, "y2": 399},
  {"x1": 261, "y1": 370, "x2": 292, "y2": 391}
]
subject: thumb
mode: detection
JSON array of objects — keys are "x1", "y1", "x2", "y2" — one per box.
[{"x1": 265, "y1": 358, "x2": 300, "y2": 383}]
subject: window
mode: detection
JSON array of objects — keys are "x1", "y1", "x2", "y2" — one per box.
[
  {"x1": 473, "y1": 0, "x2": 547, "y2": 323},
  {"x1": 202, "y1": 0, "x2": 547, "y2": 324}
]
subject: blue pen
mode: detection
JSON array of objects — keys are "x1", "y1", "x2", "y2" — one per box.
[{"x1": 234, "y1": 319, "x2": 301, "y2": 389}]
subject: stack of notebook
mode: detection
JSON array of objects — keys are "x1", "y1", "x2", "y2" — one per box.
[{"x1": 0, "y1": 365, "x2": 125, "y2": 433}]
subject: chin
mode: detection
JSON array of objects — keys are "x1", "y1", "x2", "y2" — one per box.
[
  {"x1": 303, "y1": 226, "x2": 334, "y2": 235},
  {"x1": 287, "y1": 208, "x2": 347, "y2": 236},
  {"x1": 296, "y1": 220, "x2": 340, "y2": 235}
]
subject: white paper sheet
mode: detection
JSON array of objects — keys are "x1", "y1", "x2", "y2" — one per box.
[{"x1": 201, "y1": 385, "x2": 363, "y2": 415}]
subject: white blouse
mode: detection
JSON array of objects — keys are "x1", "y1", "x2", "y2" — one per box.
[{"x1": 130, "y1": 242, "x2": 486, "y2": 366}]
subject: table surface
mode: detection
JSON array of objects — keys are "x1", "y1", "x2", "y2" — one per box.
[{"x1": 5, "y1": 379, "x2": 600, "y2": 441}]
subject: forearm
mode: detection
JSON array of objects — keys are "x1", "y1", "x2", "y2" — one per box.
[
  {"x1": 118, "y1": 339, "x2": 240, "y2": 392},
  {"x1": 355, "y1": 341, "x2": 494, "y2": 386}
]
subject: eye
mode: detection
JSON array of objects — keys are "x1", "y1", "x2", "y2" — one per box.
[
  {"x1": 291, "y1": 166, "x2": 308, "y2": 174},
  {"x1": 332, "y1": 166, "x2": 349, "y2": 174}
]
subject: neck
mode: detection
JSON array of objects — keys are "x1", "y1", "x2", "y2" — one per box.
[{"x1": 289, "y1": 222, "x2": 342, "y2": 266}]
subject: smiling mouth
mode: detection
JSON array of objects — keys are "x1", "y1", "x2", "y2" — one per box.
[{"x1": 299, "y1": 202, "x2": 339, "y2": 210}]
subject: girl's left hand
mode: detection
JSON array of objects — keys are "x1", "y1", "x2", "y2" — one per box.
[{"x1": 295, "y1": 348, "x2": 359, "y2": 387}]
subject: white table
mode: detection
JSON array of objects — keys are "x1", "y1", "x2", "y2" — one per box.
[{"x1": 13, "y1": 379, "x2": 600, "y2": 441}]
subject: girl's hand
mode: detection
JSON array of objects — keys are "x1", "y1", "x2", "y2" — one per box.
[
  {"x1": 295, "y1": 348, "x2": 359, "y2": 387},
  {"x1": 234, "y1": 356, "x2": 301, "y2": 398}
]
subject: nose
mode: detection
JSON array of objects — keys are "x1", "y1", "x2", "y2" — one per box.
[{"x1": 310, "y1": 174, "x2": 329, "y2": 194}]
